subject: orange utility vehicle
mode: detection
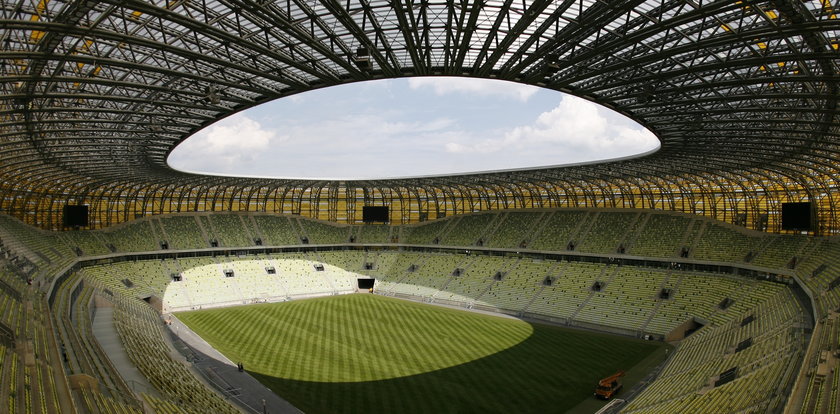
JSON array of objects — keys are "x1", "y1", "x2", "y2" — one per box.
[{"x1": 594, "y1": 371, "x2": 625, "y2": 399}]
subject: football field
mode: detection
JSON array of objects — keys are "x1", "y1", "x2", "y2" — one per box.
[{"x1": 176, "y1": 294, "x2": 665, "y2": 414}]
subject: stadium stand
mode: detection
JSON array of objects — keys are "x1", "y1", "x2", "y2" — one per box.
[
  {"x1": 50, "y1": 272, "x2": 139, "y2": 411},
  {"x1": 355, "y1": 251, "x2": 402, "y2": 279},
  {"x1": 526, "y1": 261, "x2": 605, "y2": 320},
  {"x1": 0, "y1": 215, "x2": 74, "y2": 282},
  {"x1": 195, "y1": 217, "x2": 215, "y2": 246},
  {"x1": 2, "y1": 0, "x2": 838, "y2": 411},
  {"x1": 0, "y1": 208, "x2": 830, "y2": 413},
  {"x1": 481, "y1": 256, "x2": 555, "y2": 312},
  {"x1": 57, "y1": 231, "x2": 110, "y2": 257},
  {"x1": 528, "y1": 210, "x2": 589, "y2": 251},
  {"x1": 690, "y1": 223, "x2": 762, "y2": 264},
  {"x1": 77, "y1": 384, "x2": 143, "y2": 414},
  {"x1": 298, "y1": 219, "x2": 348, "y2": 245},
  {"x1": 354, "y1": 224, "x2": 391, "y2": 244},
  {"x1": 576, "y1": 211, "x2": 641, "y2": 254},
  {"x1": 253, "y1": 215, "x2": 301, "y2": 246},
  {"x1": 159, "y1": 216, "x2": 209, "y2": 250},
  {"x1": 628, "y1": 213, "x2": 692, "y2": 258},
  {"x1": 751, "y1": 235, "x2": 808, "y2": 269},
  {"x1": 796, "y1": 240, "x2": 840, "y2": 314},
  {"x1": 401, "y1": 219, "x2": 451, "y2": 245},
  {"x1": 0, "y1": 260, "x2": 73, "y2": 414},
  {"x1": 143, "y1": 392, "x2": 193, "y2": 414},
  {"x1": 111, "y1": 294, "x2": 240, "y2": 414},
  {"x1": 438, "y1": 213, "x2": 498, "y2": 247},
  {"x1": 794, "y1": 312, "x2": 840, "y2": 414},
  {"x1": 374, "y1": 252, "x2": 465, "y2": 298},
  {"x1": 574, "y1": 266, "x2": 667, "y2": 329},
  {"x1": 624, "y1": 287, "x2": 804, "y2": 413},
  {"x1": 485, "y1": 212, "x2": 542, "y2": 248},
  {"x1": 207, "y1": 215, "x2": 253, "y2": 248},
  {"x1": 319, "y1": 251, "x2": 366, "y2": 273},
  {"x1": 110, "y1": 221, "x2": 159, "y2": 253},
  {"x1": 433, "y1": 254, "x2": 507, "y2": 305},
  {"x1": 73, "y1": 252, "x2": 350, "y2": 310},
  {"x1": 79, "y1": 261, "x2": 174, "y2": 300}
]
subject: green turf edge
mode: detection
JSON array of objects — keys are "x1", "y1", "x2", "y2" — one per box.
[
  {"x1": 175, "y1": 294, "x2": 534, "y2": 382},
  {"x1": 564, "y1": 338, "x2": 672, "y2": 414},
  {"x1": 177, "y1": 294, "x2": 667, "y2": 414}
]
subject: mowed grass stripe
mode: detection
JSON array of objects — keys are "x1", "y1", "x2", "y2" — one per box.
[
  {"x1": 177, "y1": 294, "x2": 664, "y2": 414},
  {"x1": 177, "y1": 294, "x2": 528, "y2": 382}
]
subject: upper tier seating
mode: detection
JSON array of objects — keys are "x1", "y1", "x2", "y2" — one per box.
[
  {"x1": 159, "y1": 216, "x2": 208, "y2": 249},
  {"x1": 298, "y1": 219, "x2": 348, "y2": 244},
  {"x1": 691, "y1": 224, "x2": 762, "y2": 263},
  {"x1": 253, "y1": 215, "x2": 300, "y2": 246},
  {"x1": 400, "y1": 219, "x2": 450, "y2": 245},
  {"x1": 0, "y1": 215, "x2": 75, "y2": 280},
  {"x1": 1, "y1": 209, "x2": 831, "y2": 283},
  {"x1": 629, "y1": 214, "x2": 692, "y2": 257},
  {"x1": 58, "y1": 231, "x2": 110, "y2": 257},
  {"x1": 205, "y1": 215, "x2": 253, "y2": 247},
  {"x1": 354, "y1": 224, "x2": 391, "y2": 244},
  {"x1": 751, "y1": 235, "x2": 808, "y2": 269},
  {"x1": 793, "y1": 239, "x2": 840, "y2": 314},
  {"x1": 576, "y1": 211, "x2": 641, "y2": 254},
  {"x1": 528, "y1": 210, "x2": 589, "y2": 251},
  {"x1": 485, "y1": 212, "x2": 542, "y2": 248},
  {"x1": 440, "y1": 213, "x2": 497, "y2": 246},
  {"x1": 110, "y1": 221, "x2": 159, "y2": 253}
]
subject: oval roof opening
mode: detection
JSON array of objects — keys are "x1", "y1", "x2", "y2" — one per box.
[{"x1": 168, "y1": 77, "x2": 660, "y2": 180}]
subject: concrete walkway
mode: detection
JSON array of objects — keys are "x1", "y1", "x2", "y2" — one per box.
[
  {"x1": 92, "y1": 306, "x2": 159, "y2": 396},
  {"x1": 166, "y1": 315, "x2": 302, "y2": 414}
]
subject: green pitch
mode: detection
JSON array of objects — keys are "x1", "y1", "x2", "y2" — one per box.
[{"x1": 177, "y1": 294, "x2": 664, "y2": 414}]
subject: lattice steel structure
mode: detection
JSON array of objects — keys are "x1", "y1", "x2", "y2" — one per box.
[{"x1": 0, "y1": 0, "x2": 838, "y2": 232}]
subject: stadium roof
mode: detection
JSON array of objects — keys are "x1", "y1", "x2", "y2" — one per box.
[{"x1": 1, "y1": 0, "x2": 838, "y2": 231}]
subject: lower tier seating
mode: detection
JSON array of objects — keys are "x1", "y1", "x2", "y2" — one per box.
[{"x1": 111, "y1": 295, "x2": 239, "y2": 414}]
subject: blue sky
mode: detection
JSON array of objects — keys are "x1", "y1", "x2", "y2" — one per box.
[{"x1": 168, "y1": 77, "x2": 660, "y2": 180}]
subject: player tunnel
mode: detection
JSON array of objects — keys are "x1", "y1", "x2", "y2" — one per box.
[{"x1": 358, "y1": 278, "x2": 375, "y2": 292}]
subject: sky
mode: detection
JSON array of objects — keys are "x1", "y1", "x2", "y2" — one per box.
[{"x1": 167, "y1": 77, "x2": 660, "y2": 180}]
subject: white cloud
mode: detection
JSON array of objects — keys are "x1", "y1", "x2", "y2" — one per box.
[
  {"x1": 168, "y1": 80, "x2": 660, "y2": 179},
  {"x1": 169, "y1": 113, "x2": 277, "y2": 173},
  {"x1": 443, "y1": 95, "x2": 659, "y2": 165},
  {"x1": 408, "y1": 77, "x2": 539, "y2": 102},
  {"x1": 280, "y1": 114, "x2": 456, "y2": 152}
]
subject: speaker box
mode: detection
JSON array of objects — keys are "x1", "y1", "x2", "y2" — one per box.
[{"x1": 62, "y1": 205, "x2": 88, "y2": 228}]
